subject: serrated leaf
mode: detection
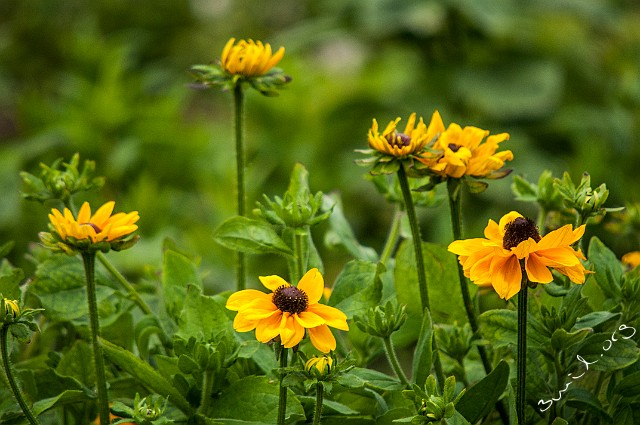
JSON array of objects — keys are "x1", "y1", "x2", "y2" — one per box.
[
  {"x1": 56, "y1": 340, "x2": 95, "y2": 388},
  {"x1": 162, "y1": 249, "x2": 201, "y2": 320},
  {"x1": 100, "y1": 337, "x2": 193, "y2": 414},
  {"x1": 456, "y1": 361, "x2": 509, "y2": 423},
  {"x1": 511, "y1": 175, "x2": 538, "y2": 201},
  {"x1": 208, "y1": 376, "x2": 304, "y2": 423},
  {"x1": 327, "y1": 260, "x2": 383, "y2": 319},
  {"x1": 214, "y1": 216, "x2": 293, "y2": 256},
  {"x1": 176, "y1": 284, "x2": 233, "y2": 343},
  {"x1": 588, "y1": 237, "x2": 623, "y2": 300}
]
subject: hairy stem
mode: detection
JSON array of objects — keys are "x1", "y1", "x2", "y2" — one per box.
[
  {"x1": 396, "y1": 164, "x2": 445, "y2": 389},
  {"x1": 233, "y1": 83, "x2": 247, "y2": 291},
  {"x1": 312, "y1": 382, "x2": 324, "y2": 425},
  {"x1": 277, "y1": 348, "x2": 288, "y2": 425},
  {"x1": 82, "y1": 252, "x2": 110, "y2": 425},
  {"x1": 517, "y1": 267, "x2": 529, "y2": 425},
  {"x1": 383, "y1": 336, "x2": 410, "y2": 388},
  {"x1": 198, "y1": 369, "x2": 214, "y2": 415},
  {"x1": 380, "y1": 208, "x2": 404, "y2": 264},
  {"x1": 1, "y1": 326, "x2": 42, "y2": 425}
]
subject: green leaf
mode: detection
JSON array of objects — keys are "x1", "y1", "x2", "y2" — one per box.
[
  {"x1": 100, "y1": 337, "x2": 193, "y2": 414},
  {"x1": 162, "y1": 249, "x2": 201, "y2": 320},
  {"x1": 551, "y1": 328, "x2": 592, "y2": 352},
  {"x1": 573, "y1": 311, "x2": 620, "y2": 331},
  {"x1": 511, "y1": 175, "x2": 538, "y2": 202},
  {"x1": 328, "y1": 260, "x2": 383, "y2": 319},
  {"x1": 56, "y1": 340, "x2": 95, "y2": 388},
  {"x1": 588, "y1": 237, "x2": 623, "y2": 300},
  {"x1": 213, "y1": 216, "x2": 293, "y2": 256},
  {"x1": 208, "y1": 376, "x2": 305, "y2": 424},
  {"x1": 574, "y1": 333, "x2": 640, "y2": 372},
  {"x1": 343, "y1": 367, "x2": 406, "y2": 391},
  {"x1": 613, "y1": 371, "x2": 640, "y2": 398},
  {"x1": 31, "y1": 390, "x2": 90, "y2": 416},
  {"x1": 457, "y1": 361, "x2": 509, "y2": 423},
  {"x1": 411, "y1": 308, "x2": 433, "y2": 388},
  {"x1": 176, "y1": 284, "x2": 233, "y2": 343},
  {"x1": 323, "y1": 193, "x2": 378, "y2": 262},
  {"x1": 0, "y1": 241, "x2": 15, "y2": 259},
  {"x1": 479, "y1": 309, "x2": 548, "y2": 349},
  {"x1": 550, "y1": 418, "x2": 569, "y2": 425},
  {"x1": 0, "y1": 264, "x2": 22, "y2": 300},
  {"x1": 564, "y1": 388, "x2": 611, "y2": 421}
]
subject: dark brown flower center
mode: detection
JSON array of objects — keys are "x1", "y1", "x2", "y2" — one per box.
[
  {"x1": 80, "y1": 222, "x2": 102, "y2": 233},
  {"x1": 272, "y1": 285, "x2": 309, "y2": 314},
  {"x1": 386, "y1": 132, "x2": 411, "y2": 148},
  {"x1": 448, "y1": 143, "x2": 460, "y2": 152},
  {"x1": 502, "y1": 217, "x2": 541, "y2": 250}
]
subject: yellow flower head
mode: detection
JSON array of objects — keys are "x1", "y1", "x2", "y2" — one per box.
[
  {"x1": 420, "y1": 115, "x2": 513, "y2": 178},
  {"x1": 226, "y1": 268, "x2": 349, "y2": 353},
  {"x1": 3, "y1": 298, "x2": 20, "y2": 318},
  {"x1": 305, "y1": 355, "x2": 333, "y2": 376},
  {"x1": 49, "y1": 201, "x2": 139, "y2": 244},
  {"x1": 221, "y1": 38, "x2": 285, "y2": 77},
  {"x1": 368, "y1": 111, "x2": 444, "y2": 158},
  {"x1": 448, "y1": 211, "x2": 591, "y2": 300},
  {"x1": 622, "y1": 251, "x2": 640, "y2": 269}
]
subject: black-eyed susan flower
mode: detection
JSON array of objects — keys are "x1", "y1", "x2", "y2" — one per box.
[
  {"x1": 225, "y1": 268, "x2": 348, "y2": 353},
  {"x1": 357, "y1": 112, "x2": 443, "y2": 175},
  {"x1": 448, "y1": 211, "x2": 591, "y2": 300},
  {"x1": 41, "y1": 201, "x2": 139, "y2": 254},
  {"x1": 419, "y1": 116, "x2": 512, "y2": 179},
  {"x1": 622, "y1": 251, "x2": 640, "y2": 269},
  {"x1": 221, "y1": 38, "x2": 285, "y2": 78}
]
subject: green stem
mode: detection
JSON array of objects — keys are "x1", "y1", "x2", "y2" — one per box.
[
  {"x1": 380, "y1": 208, "x2": 404, "y2": 264},
  {"x1": 1, "y1": 326, "x2": 42, "y2": 425},
  {"x1": 81, "y1": 252, "x2": 110, "y2": 425},
  {"x1": 277, "y1": 348, "x2": 288, "y2": 425},
  {"x1": 96, "y1": 252, "x2": 152, "y2": 315},
  {"x1": 294, "y1": 230, "x2": 306, "y2": 283},
  {"x1": 198, "y1": 369, "x2": 214, "y2": 415},
  {"x1": 396, "y1": 164, "x2": 446, "y2": 390},
  {"x1": 383, "y1": 336, "x2": 410, "y2": 388},
  {"x1": 517, "y1": 267, "x2": 529, "y2": 425},
  {"x1": 313, "y1": 382, "x2": 324, "y2": 425},
  {"x1": 233, "y1": 83, "x2": 247, "y2": 291}
]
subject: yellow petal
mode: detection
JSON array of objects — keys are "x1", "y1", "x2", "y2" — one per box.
[
  {"x1": 525, "y1": 254, "x2": 553, "y2": 283},
  {"x1": 233, "y1": 313, "x2": 259, "y2": 332},
  {"x1": 91, "y1": 201, "x2": 115, "y2": 227},
  {"x1": 226, "y1": 289, "x2": 270, "y2": 311},
  {"x1": 280, "y1": 313, "x2": 305, "y2": 348},
  {"x1": 308, "y1": 303, "x2": 349, "y2": 331},
  {"x1": 295, "y1": 311, "x2": 325, "y2": 328},
  {"x1": 241, "y1": 299, "x2": 279, "y2": 320},
  {"x1": 259, "y1": 275, "x2": 289, "y2": 292},
  {"x1": 255, "y1": 312, "x2": 283, "y2": 342},
  {"x1": 498, "y1": 211, "x2": 523, "y2": 236},
  {"x1": 297, "y1": 268, "x2": 323, "y2": 305},
  {"x1": 77, "y1": 202, "x2": 92, "y2": 224},
  {"x1": 308, "y1": 324, "x2": 336, "y2": 353},
  {"x1": 491, "y1": 255, "x2": 522, "y2": 300}
]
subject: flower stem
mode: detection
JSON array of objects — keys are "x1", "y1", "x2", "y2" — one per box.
[
  {"x1": 277, "y1": 348, "x2": 288, "y2": 425},
  {"x1": 1, "y1": 326, "x2": 42, "y2": 425},
  {"x1": 233, "y1": 83, "x2": 247, "y2": 291},
  {"x1": 96, "y1": 252, "x2": 152, "y2": 315},
  {"x1": 81, "y1": 252, "x2": 110, "y2": 425},
  {"x1": 517, "y1": 267, "x2": 529, "y2": 425},
  {"x1": 294, "y1": 229, "x2": 306, "y2": 283},
  {"x1": 446, "y1": 180, "x2": 492, "y2": 373},
  {"x1": 198, "y1": 369, "x2": 214, "y2": 415},
  {"x1": 382, "y1": 335, "x2": 410, "y2": 388},
  {"x1": 396, "y1": 163, "x2": 445, "y2": 390},
  {"x1": 380, "y1": 208, "x2": 404, "y2": 264},
  {"x1": 312, "y1": 382, "x2": 324, "y2": 425}
]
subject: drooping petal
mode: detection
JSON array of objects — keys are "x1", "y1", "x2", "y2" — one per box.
[
  {"x1": 308, "y1": 303, "x2": 349, "y2": 330},
  {"x1": 525, "y1": 254, "x2": 553, "y2": 283},
  {"x1": 280, "y1": 313, "x2": 305, "y2": 348},
  {"x1": 491, "y1": 254, "x2": 522, "y2": 300},
  {"x1": 308, "y1": 324, "x2": 337, "y2": 353},
  {"x1": 297, "y1": 268, "x2": 323, "y2": 305},
  {"x1": 255, "y1": 312, "x2": 283, "y2": 343},
  {"x1": 233, "y1": 313, "x2": 259, "y2": 332},
  {"x1": 295, "y1": 310, "x2": 325, "y2": 328},
  {"x1": 259, "y1": 275, "x2": 290, "y2": 292}
]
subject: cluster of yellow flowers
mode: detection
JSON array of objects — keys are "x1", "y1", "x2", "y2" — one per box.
[{"x1": 368, "y1": 111, "x2": 513, "y2": 179}]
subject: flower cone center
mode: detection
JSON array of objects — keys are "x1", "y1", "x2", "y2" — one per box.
[
  {"x1": 272, "y1": 285, "x2": 309, "y2": 314},
  {"x1": 386, "y1": 132, "x2": 411, "y2": 148},
  {"x1": 448, "y1": 143, "x2": 460, "y2": 152},
  {"x1": 503, "y1": 217, "x2": 541, "y2": 249}
]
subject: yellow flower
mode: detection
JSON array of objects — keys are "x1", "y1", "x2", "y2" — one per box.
[
  {"x1": 305, "y1": 355, "x2": 333, "y2": 375},
  {"x1": 622, "y1": 251, "x2": 640, "y2": 269},
  {"x1": 49, "y1": 201, "x2": 139, "y2": 244},
  {"x1": 226, "y1": 269, "x2": 349, "y2": 353},
  {"x1": 3, "y1": 298, "x2": 20, "y2": 317},
  {"x1": 221, "y1": 38, "x2": 285, "y2": 77},
  {"x1": 420, "y1": 115, "x2": 513, "y2": 178},
  {"x1": 448, "y1": 211, "x2": 591, "y2": 300},
  {"x1": 368, "y1": 111, "x2": 444, "y2": 158}
]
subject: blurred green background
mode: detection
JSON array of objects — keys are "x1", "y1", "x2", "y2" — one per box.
[{"x1": 1, "y1": 0, "x2": 639, "y2": 291}]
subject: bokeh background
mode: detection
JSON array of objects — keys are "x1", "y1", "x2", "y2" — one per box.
[{"x1": 1, "y1": 0, "x2": 639, "y2": 291}]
